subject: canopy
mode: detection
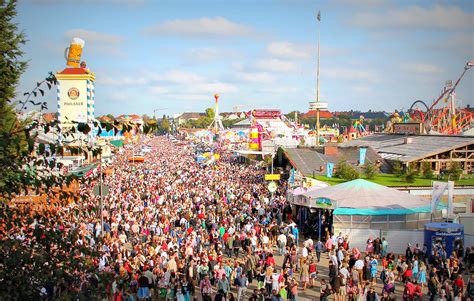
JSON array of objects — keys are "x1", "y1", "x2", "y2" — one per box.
[{"x1": 302, "y1": 179, "x2": 430, "y2": 212}]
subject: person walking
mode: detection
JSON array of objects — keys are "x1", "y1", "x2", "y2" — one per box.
[
  {"x1": 236, "y1": 272, "x2": 248, "y2": 301},
  {"x1": 200, "y1": 275, "x2": 213, "y2": 301}
]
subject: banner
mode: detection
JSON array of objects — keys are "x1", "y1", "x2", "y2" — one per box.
[
  {"x1": 289, "y1": 168, "x2": 295, "y2": 185},
  {"x1": 326, "y1": 162, "x2": 334, "y2": 178},
  {"x1": 447, "y1": 181, "x2": 454, "y2": 216},
  {"x1": 431, "y1": 181, "x2": 448, "y2": 213},
  {"x1": 359, "y1": 147, "x2": 367, "y2": 165}
]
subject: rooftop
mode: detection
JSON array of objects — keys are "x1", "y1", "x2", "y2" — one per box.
[
  {"x1": 284, "y1": 146, "x2": 387, "y2": 176},
  {"x1": 341, "y1": 134, "x2": 474, "y2": 162}
]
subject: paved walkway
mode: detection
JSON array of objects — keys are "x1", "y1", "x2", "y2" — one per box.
[{"x1": 194, "y1": 246, "x2": 414, "y2": 300}]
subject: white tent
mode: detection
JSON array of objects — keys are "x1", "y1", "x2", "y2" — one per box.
[{"x1": 302, "y1": 179, "x2": 430, "y2": 211}]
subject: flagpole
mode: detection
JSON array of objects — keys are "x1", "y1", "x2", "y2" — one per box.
[{"x1": 316, "y1": 11, "x2": 321, "y2": 147}]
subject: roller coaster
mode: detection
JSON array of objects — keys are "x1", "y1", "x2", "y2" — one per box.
[{"x1": 408, "y1": 61, "x2": 473, "y2": 135}]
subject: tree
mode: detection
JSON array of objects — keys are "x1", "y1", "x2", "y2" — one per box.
[
  {"x1": 0, "y1": 0, "x2": 28, "y2": 196},
  {"x1": 335, "y1": 160, "x2": 360, "y2": 180},
  {"x1": 106, "y1": 114, "x2": 115, "y2": 120},
  {"x1": 446, "y1": 161, "x2": 462, "y2": 181},
  {"x1": 402, "y1": 166, "x2": 418, "y2": 183},
  {"x1": 160, "y1": 116, "x2": 171, "y2": 133},
  {"x1": 421, "y1": 161, "x2": 434, "y2": 179},
  {"x1": 391, "y1": 160, "x2": 403, "y2": 177},
  {"x1": 0, "y1": 3, "x2": 158, "y2": 298},
  {"x1": 205, "y1": 107, "x2": 215, "y2": 119},
  {"x1": 363, "y1": 162, "x2": 379, "y2": 179}
]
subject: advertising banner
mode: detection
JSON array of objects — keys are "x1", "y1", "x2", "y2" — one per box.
[
  {"x1": 326, "y1": 162, "x2": 334, "y2": 178},
  {"x1": 431, "y1": 181, "x2": 448, "y2": 213},
  {"x1": 359, "y1": 147, "x2": 367, "y2": 165}
]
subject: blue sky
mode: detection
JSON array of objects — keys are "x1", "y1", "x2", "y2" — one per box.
[{"x1": 16, "y1": 0, "x2": 474, "y2": 116}]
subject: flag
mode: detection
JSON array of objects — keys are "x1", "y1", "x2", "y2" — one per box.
[
  {"x1": 447, "y1": 181, "x2": 454, "y2": 216},
  {"x1": 431, "y1": 181, "x2": 448, "y2": 213},
  {"x1": 289, "y1": 168, "x2": 295, "y2": 185},
  {"x1": 326, "y1": 162, "x2": 334, "y2": 178},
  {"x1": 359, "y1": 147, "x2": 367, "y2": 165},
  {"x1": 317, "y1": 10, "x2": 321, "y2": 21}
]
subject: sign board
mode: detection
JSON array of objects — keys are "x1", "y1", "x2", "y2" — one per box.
[
  {"x1": 265, "y1": 174, "x2": 281, "y2": 181},
  {"x1": 93, "y1": 184, "x2": 109, "y2": 196},
  {"x1": 268, "y1": 181, "x2": 278, "y2": 193},
  {"x1": 392, "y1": 122, "x2": 423, "y2": 134},
  {"x1": 309, "y1": 102, "x2": 329, "y2": 110}
]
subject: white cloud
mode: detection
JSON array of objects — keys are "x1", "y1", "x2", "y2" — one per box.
[
  {"x1": 267, "y1": 42, "x2": 311, "y2": 59},
  {"x1": 256, "y1": 58, "x2": 298, "y2": 72},
  {"x1": 401, "y1": 63, "x2": 444, "y2": 74},
  {"x1": 191, "y1": 83, "x2": 238, "y2": 94},
  {"x1": 157, "y1": 70, "x2": 207, "y2": 84},
  {"x1": 351, "y1": 4, "x2": 473, "y2": 30},
  {"x1": 148, "y1": 86, "x2": 169, "y2": 94},
  {"x1": 98, "y1": 75, "x2": 147, "y2": 86},
  {"x1": 143, "y1": 17, "x2": 255, "y2": 37},
  {"x1": 324, "y1": 66, "x2": 378, "y2": 82},
  {"x1": 64, "y1": 29, "x2": 125, "y2": 58},
  {"x1": 335, "y1": 0, "x2": 389, "y2": 7},
  {"x1": 234, "y1": 72, "x2": 274, "y2": 83},
  {"x1": 187, "y1": 47, "x2": 241, "y2": 62},
  {"x1": 65, "y1": 29, "x2": 123, "y2": 44}
]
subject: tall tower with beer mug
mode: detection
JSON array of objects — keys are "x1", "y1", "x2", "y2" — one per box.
[{"x1": 56, "y1": 38, "x2": 95, "y2": 145}]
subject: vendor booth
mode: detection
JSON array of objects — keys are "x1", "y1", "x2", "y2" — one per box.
[{"x1": 424, "y1": 222, "x2": 464, "y2": 258}]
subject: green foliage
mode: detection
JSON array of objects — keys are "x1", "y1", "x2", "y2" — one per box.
[
  {"x1": 222, "y1": 118, "x2": 243, "y2": 128},
  {"x1": 363, "y1": 162, "x2": 379, "y2": 179},
  {"x1": 392, "y1": 160, "x2": 403, "y2": 177},
  {"x1": 0, "y1": 0, "x2": 27, "y2": 107},
  {"x1": 335, "y1": 160, "x2": 360, "y2": 180},
  {"x1": 402, "y1": 166, "x2": 418, "y2": 183},
  {"x1": 159, "y1": 116, "x2": 171, "y2": 133},
  {"x1": 205, "y1": 107, "x2": 215, "y2": 119},
  {"x1": 446, "y1": 161, "x2": 462, "y2": 180},
  {"x1": 421, "y1": 161, "x2": 434, "y2": 179}
]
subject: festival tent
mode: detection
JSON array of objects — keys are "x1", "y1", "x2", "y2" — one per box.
[
  {"x1": 290, "y1": 182, "x2": 329, "y2": 206},
  {"x1": 302, "y1": 179, "x2": 434, "y2": 214}
]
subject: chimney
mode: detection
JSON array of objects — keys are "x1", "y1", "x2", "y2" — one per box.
[
  {"x1": 324, "y1": 144, "x2": 338, "y2": 155},
  {"x1": 404, "y1": 137, "x2": 413, "y2": 144}
]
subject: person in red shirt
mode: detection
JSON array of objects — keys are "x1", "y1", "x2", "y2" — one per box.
[
  {"x1": 308, "y1": 259, "x2": 318, "y2": 288},
  {"x1": 453, "y1": 274, "x2": 464, "y2": 296},
  {"x1": 265, "y1": 253, "x2": 276, "y2": 266},
  {"x1": 404, "y1": 280, "x2": 416, "y2": 300}
]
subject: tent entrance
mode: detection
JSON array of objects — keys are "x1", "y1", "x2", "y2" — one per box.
[{"x1": 296, "y1": 206, "x2": 333, "y2": 241}]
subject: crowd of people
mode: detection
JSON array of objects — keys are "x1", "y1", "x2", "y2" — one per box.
[{"x1": 2, "y1": 135, "x2": 473, "y2": 301}]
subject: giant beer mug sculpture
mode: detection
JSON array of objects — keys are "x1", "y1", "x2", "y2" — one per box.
[{"x1": 64, "y1": 38, "x2": 85, "y2": 68}]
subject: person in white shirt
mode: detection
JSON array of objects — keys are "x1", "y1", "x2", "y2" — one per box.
[
  {"x1": 302, "y1": 246, "x2": 309, "y2": 258},
  {"x1": 329, "y1": 251, "x2": 339, "y2": 270},
  {"x1": 277, "y1": 233, "x2": 287, "y2": 255}
]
